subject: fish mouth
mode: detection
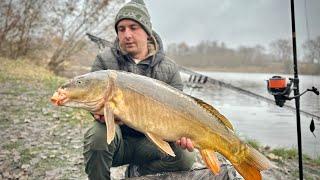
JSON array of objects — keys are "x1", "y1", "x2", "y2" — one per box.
[{"x1": 51, "y1": 88, "x2": 68, "y2": 106}]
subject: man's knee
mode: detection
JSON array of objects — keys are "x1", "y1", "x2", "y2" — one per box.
[
  {"x1": 174, "y1": 150, "x2": 196, "y2": 171},
  {"x1": 138, "y1": 148, "x2": 196, "y2": 175},
  {"x1": 83, "y1": 121, "x2": 123, "y2": 179},
  {"x1": 161, "y1": 145, "x2": 196, "y2": 171},
  {"x1": 84, "y1": 121, "x2": 122, "y2": 151},
  {"x1": 84, "y1": 150, "x2": 111, "y2": 180}
]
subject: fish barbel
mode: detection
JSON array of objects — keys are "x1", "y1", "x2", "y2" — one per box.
[{"x1": 51, "y1": 70, "x2": 275, "y2": 179}]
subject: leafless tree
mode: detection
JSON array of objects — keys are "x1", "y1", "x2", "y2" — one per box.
[
  {"x1": 303, "y1": 36, "x2": 320, "y2": 64},
  {"x1": 166, "y1": 39, "x2": 270, "y2": 69},
  {"x1": 0, "y1": 0, "x2": 46, "y2": 58},
  {"x1": 269, "y1": 39, "x2": 294, "y2": 73},
  {"x1": 46, "y1": 0, "x2": 124, "y2": 74},
  {"x1": 269, "y1": 39, "x2": 292, "y2": 62}
]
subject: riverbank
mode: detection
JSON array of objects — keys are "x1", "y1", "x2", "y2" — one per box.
[{"x1": 0, "y1": 57, "x2": 319, "y2": 179}]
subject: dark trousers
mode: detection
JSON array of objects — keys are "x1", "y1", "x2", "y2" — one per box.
[{"x1": 83, "y1": 121, "x2": 196, "y2": 180}]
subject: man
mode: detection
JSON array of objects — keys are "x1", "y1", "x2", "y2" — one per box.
[{"x1": 83, "y1": 0, "x2": 196, "y2": 179}]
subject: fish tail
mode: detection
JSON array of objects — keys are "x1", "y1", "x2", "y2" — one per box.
[
  {"x1": 233, "y1": 147, "x2": 276, "y2": 180},
  {"x1": 234, "y1": 160, "x2": 261, "y2": 180}
]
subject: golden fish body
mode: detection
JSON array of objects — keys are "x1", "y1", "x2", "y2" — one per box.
[
  {"x1": 110, "y1": 73, "x2": 245, "y2": 163},
  {"x1": 51, "y1": 70, "x2": 274, "y2": 179}
]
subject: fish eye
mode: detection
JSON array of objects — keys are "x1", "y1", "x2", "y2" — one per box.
[
  {"x1": 75, "y1": 78, "x2": 87, "y2": 86},
  {"x1": 75, "y1": 80, "x2": 85, "y2": 86}
]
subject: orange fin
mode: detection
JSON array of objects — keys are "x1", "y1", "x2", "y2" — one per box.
[
  {"x1": 145, "y1": 132, "x2": 176, "y2": 157},
  {"x1": 233, "y1": 161, "x2": 262, "y2": 180},
  {"x1": 200, "y1": 149, "x2": 220, "y2": 175}
]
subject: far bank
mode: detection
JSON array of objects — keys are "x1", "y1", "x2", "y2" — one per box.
[{"x1": 182, "y1": 62, "x2": 320, "y2": 75}]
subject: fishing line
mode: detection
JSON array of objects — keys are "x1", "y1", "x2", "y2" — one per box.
[
  {"x1": 189, "y1": 85, "x2": 195, "y2": 96},
  {"x1": 304, "y1": 0, "x2": 311, "y2": 41},
  {"x1": 304, "y1": 0, "x2": 319, "y2": 158}
]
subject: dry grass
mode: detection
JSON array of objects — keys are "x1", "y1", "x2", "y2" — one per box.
[{"x1": 0, "y1": 57, "x2": 66, "y2": 90}]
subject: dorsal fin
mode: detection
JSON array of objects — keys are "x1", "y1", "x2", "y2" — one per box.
[{"x1": 189, "y1": 95, "x2": 234, "y2": 131}]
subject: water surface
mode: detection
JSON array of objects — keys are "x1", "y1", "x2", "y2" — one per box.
[{"x1": 182, "y1": 71, "x2": 320, "y2": 158}]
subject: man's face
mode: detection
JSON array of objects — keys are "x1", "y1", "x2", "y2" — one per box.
[{"x1": 117, "y1": 19, "x2": 149, "y2": 58}]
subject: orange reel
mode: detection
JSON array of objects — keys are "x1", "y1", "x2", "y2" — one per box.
[{"x1": 267, "y1": 76, "x2": 293, "y2": 107}]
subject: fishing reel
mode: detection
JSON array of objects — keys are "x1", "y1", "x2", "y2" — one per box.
[
  {"x1": 267, "y1": 76, "x2": 319, "y2": 107},
  {"x1": 267, "y1": 76, "x2": 293, "y2": 107}
]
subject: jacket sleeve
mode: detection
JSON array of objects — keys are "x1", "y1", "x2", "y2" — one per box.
[
  {"x1": 91, "y1": 48, "x2": 116, "y2": 72},
  {"x1": 91, "y1": 54, "x2": 106, "y2": 72},
  {"x1": 169, "y1": 65, "x2": 183, "y2": 91}
]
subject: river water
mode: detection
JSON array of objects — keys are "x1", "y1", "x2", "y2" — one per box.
[{"x1": 181, "y1": 71, "x2": 320, "y2": 158}]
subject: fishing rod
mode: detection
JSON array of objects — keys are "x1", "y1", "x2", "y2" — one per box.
[
  {"x1": 266, "y1": 1, "x2": 320, "y2": 179},
  {"x1": 290, "y1": 0, "x2": 304, "y2": 178},
  {"x1": 86, "y1": 32, "x2": 320, "y2": 120},
  {"x1": 290, "y1": 1, "x2": 303, "y2": 178},
  {"x1": 182, "y1": 68, "x2": 320, "y2": 119}
]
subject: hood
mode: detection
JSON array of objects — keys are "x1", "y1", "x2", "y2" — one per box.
[{"x1": 111, "y1": 31, "x2": 165, "y2": 67}]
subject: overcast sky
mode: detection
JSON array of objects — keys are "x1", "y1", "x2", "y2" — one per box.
[{"x1": 144, "y1": 0, "x2": 320, "y2": 52}]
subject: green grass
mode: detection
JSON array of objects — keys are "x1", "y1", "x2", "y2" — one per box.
[
  {"x1": 34, "y1": 156, "x2": 66, "y2": 176},
  {"x1": 3, "y1": 141, "x2": 21, "y2": 150},
  {"x1": 271, "y1": 147, "x2": 298, "y2": 160},
  {"x1": 0, "y1": 57, "x2": 66, "y2": 90},
  {"x1": 11, "y1": 85, "x2": 30, "y2": 94},
  {"x1": 62, "y1": 108, "x2": 93, "y2": 127},
  {"x1": 20, "y1": 148, "x2": 34, "y2": 164},
  {"x1": 245, "y1": 139, "x2": 261, "y2": 150},
  {"x1": 0, "y1": 115, "x2": 11, "y2": 129},
  {"x1": 243, "y1": 137, "x2": 320, "y2": 165},
  {"x1": 0, "y1": 71, "x2": 6, "y2": 83},
  {"x1": 309, "y1": 156, "x2": 320, "y2": 166},
  {"x1": 242, "y1": 137, "x2": 316, "y2": 163},
  {"x1": 2, "y1": 141, "x2": 42, "y2": 164},
  {"x1": 291, "y1": 170, "x2": 299, "y2": 178},
  {"x1": 43, "y1": 75, "x2": 66, "y2": 91}
]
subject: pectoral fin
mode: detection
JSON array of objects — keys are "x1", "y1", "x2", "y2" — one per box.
[
  {"x1": 200, "y1": 149, "x2": 221, "y2": 175},
  {"x1": 104, "y1": 105, "x2": 115, "y2": 144},
  {"x1": 146, "y1": 132, "x2": 176, "y2": 157}
]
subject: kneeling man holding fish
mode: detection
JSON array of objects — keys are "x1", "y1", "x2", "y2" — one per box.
[
  {"x1": 51, "y1": 0, "x2": 275, "y2": 179},
  {"x1": 85, "y1": 0, "x2": 195, "y2": 179}
]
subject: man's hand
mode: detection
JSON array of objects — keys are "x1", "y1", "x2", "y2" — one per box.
[
  {"x1": 93, "y1": 114, "x2": 105, "y2": 123},
  {"x1": 176, "y1": 137, "x2": 194, "y2": 152}
]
